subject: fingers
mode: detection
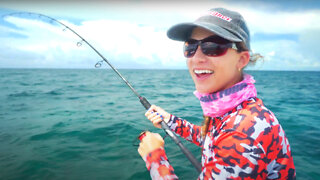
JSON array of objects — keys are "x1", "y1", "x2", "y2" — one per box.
[
  {"x1": 138, "y1": 143, "x2": 147, "y2": 161},
  {"x1": 144, "y1": 105, "x2": 158, "y2": 116},
  {"x1": 138, "y1": 132, "x2": 164, "y2": 158},
  {"x1": 140, "y1": 131, "x2": 164, "y2": 144},
  {"x1": 145, "y1": 105, "x2": 164, "y2": 128},
  {"x1": 144, "y1": 131, "x2": 151, "y2": 137},
  {"x1": 138, "y1": 145, "x2": 142, "y2": 155},
  {"x1": 145, "y1": 105, "x2": 171, "y2": 128},
  {"x1": 155, "y1": 133, "x2": 164, "y2": 145}
]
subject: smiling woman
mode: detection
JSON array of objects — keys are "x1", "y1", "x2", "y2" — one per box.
[
  {"x1": 0, "y1": 1, "x2": 319, "y2": 179},
  {"x1": 138, "y1": 7, "x2": 296, "y2": 180}
]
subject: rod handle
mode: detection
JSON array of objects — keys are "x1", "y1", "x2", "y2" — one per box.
[
  {"x1": 139, "y1": 96, "x2": 202, "y2": 173},
  {"x1": 139, "y1": 96, "x2": 151, "y2": 110}
]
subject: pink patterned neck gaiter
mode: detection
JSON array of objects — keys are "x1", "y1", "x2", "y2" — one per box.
[{"x1": 194, "y1": 74, "x2": 257, "y2": 118}]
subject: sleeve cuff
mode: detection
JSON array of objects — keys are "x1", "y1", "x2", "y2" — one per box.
[
  {"x1": 144, "y1": 147, "x2": 168, "y2": 170},
  {"x1": 166, "y1": 114, "x2": 175, "y2": 127}
]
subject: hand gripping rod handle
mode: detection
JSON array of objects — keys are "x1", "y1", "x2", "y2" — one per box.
[{"x1": 139, "y1": 96, "x2": 202, "y2": 173}]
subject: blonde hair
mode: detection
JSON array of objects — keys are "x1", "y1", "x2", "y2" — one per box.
[
  {"x1": 236, "y1": 42, "x2": 264, "y2": 65},
  {"x1": 201, "y1": 116, "x2": 211, "y2": 138}
]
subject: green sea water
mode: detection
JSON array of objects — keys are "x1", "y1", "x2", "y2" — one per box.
[{"x1": 0, "y1": 69, "x2": 319, "y2": 179}]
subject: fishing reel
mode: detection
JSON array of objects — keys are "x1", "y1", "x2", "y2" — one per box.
[
  {"x1": 132, "y1": 131, "x2": 167, "y2": 147},
  {"x1": 132, "y1": 131, "x2": 147, "y2": 146},
  {"x1": 138, "y1": 131, "x2": 147, "y2": 141}
]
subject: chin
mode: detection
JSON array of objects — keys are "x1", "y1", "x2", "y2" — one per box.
[{"x1": 195, "y1": 86, "x2": 216, "y2": 94}]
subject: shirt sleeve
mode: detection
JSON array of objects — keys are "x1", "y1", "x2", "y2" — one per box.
[
  {"x1": 144, "y1": 148, "x2": 178, "y2": 180},
  {"x1": 200, "y1": 130, "x2": 267, "y2": 179},
  {"x1": 166, "y1": 115, "x2": 204, "y2": 147}
]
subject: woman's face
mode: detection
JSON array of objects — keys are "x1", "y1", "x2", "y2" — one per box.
[{"x1": 187, "y1": 27, "x2": 248, "y2": 93}]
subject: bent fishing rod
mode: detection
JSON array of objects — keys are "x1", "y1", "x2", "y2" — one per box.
[{"x1": 4, "y1": 12, "x2": 202, "y2": 172}]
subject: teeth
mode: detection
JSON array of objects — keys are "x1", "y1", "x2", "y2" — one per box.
[{"x1": 194, "y1": 70, "x2": 214, "y2": 74}]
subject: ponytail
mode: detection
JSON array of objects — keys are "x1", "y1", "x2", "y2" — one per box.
[
  {"x1": 236, "y1": 42, "x2": 264, "y2": 65},
  {"x1": 201, "y1": 116, "x2": 211, "y2": 138}
]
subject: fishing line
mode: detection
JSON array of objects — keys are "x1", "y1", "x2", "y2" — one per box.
[{"x1": 3, "y1": 12, "x2": 202, "y2": 172}]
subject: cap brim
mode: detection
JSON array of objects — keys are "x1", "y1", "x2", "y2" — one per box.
[{"x1": 167, "y1": 22, "x2": 242, "y2": 42}]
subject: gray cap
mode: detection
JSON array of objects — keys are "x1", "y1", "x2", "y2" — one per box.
[{"x1": 167, "y1": 8, "x2": 250, "y2": 50}]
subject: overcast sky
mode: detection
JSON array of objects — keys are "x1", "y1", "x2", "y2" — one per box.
[{"x1": 0, "y1": 0, "x2": 320, "y2": 70}]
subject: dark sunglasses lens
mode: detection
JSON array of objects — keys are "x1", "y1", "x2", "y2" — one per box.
[
  {"x1": 201, "y1": 42, "x2": 229, "y2": 57},
  {"x1": 184, "y1": 40, "x2": 198, "y2": 58}
]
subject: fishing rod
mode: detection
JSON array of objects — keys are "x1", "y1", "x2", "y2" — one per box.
[{"x1": 3, "y1": 12, "x2": 202, "y2": 172}]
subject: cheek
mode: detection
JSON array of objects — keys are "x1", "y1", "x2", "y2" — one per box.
[
  {"x1": 216, "y1": 55, "x2": 238, "y2": 73},
  {"x1": 186, "y1": 58, "x2": 192, "y2": 67},
  {"x1": 226, "y1": 51, "x2": 240, "y2": 68}
]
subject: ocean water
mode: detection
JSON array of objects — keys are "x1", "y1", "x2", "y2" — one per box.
[{"x1": 0, "y1": 69, "x2": 319, "y2": 180}]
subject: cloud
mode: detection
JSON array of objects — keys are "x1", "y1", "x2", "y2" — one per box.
[
  {"x1": 236, "y1": 7, "x2": 320, "y2": 71},
  {"x1": 0, "y1": 15, "x2": 185, "y2": 69},
  {"x1": 0, "y1": 2, "x2": 320, "y2": 71},
  {"x1": 0, "y1": 16, "x2": 92, "y2": 68},
  {"x1": 250, "y1": 38, "x2": 320, "y2": 71},
  {"x1": 78, "y1": 19, "x2": 182, "y2": 64},
  {"x1": 242, "y1": 9, "x2": 320, "y2": 35},
  {"x1": 267, "y1": 51, "x2": 275, "y2": 57}
]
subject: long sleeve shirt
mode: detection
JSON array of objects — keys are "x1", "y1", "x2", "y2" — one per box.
[{"x1": 143, "y1": 97, "x2": 296, "y2": 179}]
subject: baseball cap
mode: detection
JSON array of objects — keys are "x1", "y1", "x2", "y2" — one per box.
[{"x1": 167, "y1": 8, "x2": 250, "y2": 50}]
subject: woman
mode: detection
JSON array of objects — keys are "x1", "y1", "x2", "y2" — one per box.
[{"x1": 138, "y1": 8, "x2": 295, "y2": 179}]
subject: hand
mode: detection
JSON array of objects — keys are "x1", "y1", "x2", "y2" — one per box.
[
  {"x1": 138, "y1": 131, "x2": 164, "y2": 159},
  {"x1": 145, "y1": 105, "x2": 171, "y2": 129}
]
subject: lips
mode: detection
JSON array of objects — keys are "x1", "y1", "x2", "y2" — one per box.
[{"x1": 193, "y1": 69, "x2": 214, "y2": 80}]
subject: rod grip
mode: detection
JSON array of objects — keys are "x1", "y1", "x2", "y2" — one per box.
[
  {"x1": 139, "y1": 96, "x2": 202, "y2": 173},
  {"x1": 139, "y1": 96, "x2": 151, "y2": 110}
]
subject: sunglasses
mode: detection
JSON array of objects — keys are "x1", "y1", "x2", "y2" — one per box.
[{"x1": 183, "y1": 35, "x2": 238, "y2": 58}]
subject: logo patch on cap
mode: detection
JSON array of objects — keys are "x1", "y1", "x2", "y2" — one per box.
[{"x1": 209, "y1": 11, "x2": 232, "y2": 22}]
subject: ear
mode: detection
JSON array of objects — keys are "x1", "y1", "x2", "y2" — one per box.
[{"x1": 237, "y1": 51, "x2": 250, "y2": 70}]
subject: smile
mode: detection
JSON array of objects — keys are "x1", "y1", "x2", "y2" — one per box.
[{"x1": 193, "y1": 69, "x2": 214, "y2": 80}]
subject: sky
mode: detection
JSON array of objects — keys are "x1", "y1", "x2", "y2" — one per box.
[{"x1": 0, "y1": 0, "x2": 320, "y2": 71}]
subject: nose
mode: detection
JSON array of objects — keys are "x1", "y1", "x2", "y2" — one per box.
[{"x1": 190, "y1": 45, "x2": 208, "y2": 63}]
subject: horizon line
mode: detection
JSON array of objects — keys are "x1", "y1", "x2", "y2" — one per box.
[{"x1": 0, "y1": 67, "x2": 319, "y2": 72}]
